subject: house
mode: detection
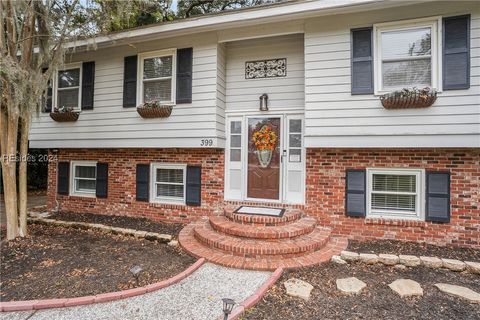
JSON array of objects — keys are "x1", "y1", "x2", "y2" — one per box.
[{"x1": 31, "y1": 0, "x2": 480, "y2": 269}]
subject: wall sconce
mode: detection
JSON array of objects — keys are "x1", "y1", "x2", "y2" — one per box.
[{"x1": 259, "y1": 93, "x2": 269, "y2": 111}]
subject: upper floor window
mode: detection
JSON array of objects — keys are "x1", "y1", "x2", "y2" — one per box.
[
  {"x1": 138, "y1": 49, "x2": 176, "y2": 105},
  {"x1": 55, "y1": 64, "x2": 82, "y2": 110},
  {"x1": 374, "y1": 18, "x2": 440, "y2": 94}
]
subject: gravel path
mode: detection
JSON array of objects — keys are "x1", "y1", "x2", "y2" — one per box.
[{"x1": 0, "y1": 263, "x2": 271, "y2": 320}]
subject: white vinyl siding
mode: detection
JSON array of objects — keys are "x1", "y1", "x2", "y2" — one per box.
[
  {"x1": 30, "y1": 32, "x2": 225, "y2": 148},
  {"x1": 374, "y1": 17, "x2": 441, "y2": 94},
  {"x1": 150, "y1": 163, "x2": 186, "y2": 204},
  {"x1": 138, "y1": 49, "x2": 176, "y2": 105},
  {"x1": 54, "y1": 63, "x2": 82, "y2": 110},
  {"x1": 367, "y1": 168, "x2": 424, "y2": 220},
  {"x1": 304, "y1": 1, "x2": 480, "y2": 147},
  {"x1": 70, "y1": 161, "x2": 96, "y2": 197},
  {"x1": 225, "y1": 34, "x2": 305, "y2": 115}
]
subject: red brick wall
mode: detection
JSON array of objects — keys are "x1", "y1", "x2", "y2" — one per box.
[
  {"x1": 47, "y1": 148, "x2": 224, "y2": 223},
  {"x1": 305, "y1": 148, "x2": 480, "y2": 248}
]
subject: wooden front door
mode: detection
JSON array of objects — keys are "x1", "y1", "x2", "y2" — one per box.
[{"x1": 247, "y1": 117, "x2": 281, "y2": 200}]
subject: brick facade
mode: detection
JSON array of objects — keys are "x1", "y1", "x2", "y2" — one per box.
[
  {"x1": 305, "y1": 148, "x2": 480, "y2": 248},
  {"x1": 47, "y1": 147, "x2": 480, "y2": 248},
  {"x1": 47, "y1": 148, "x2": 224, "y2": 223}
]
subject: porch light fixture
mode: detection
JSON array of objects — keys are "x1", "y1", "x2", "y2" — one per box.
[
  {"x1": 129, "y1": 265, "x2": 143, "y2": 286},
  {"x1": 259, "y1": 93, "x2": 269, "y2": 111},
  {"x1": 222, "y1": 298, "x2": 235, "y2": 320}
]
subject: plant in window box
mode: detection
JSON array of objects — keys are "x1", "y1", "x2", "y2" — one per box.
[
  {"x1": 136, "y1": 100, "x2": 173, "y2": 118},
  {"x1": 380, "y1": 87, "x2": 437, "y2": 109},
  {"x1": 49, "y1": 106, "x2": 80, "y2": 122}
]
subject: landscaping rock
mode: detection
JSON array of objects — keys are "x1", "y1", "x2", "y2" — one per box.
[
  {"x1": 133, "y1": 230, "x2": 148, "y2": 238},
  {"x1": 336, "y1": 277, "x2": 366, "y2": 295},
  {"x1": 435, "y1": 283, "x2": 480, "y2": 304},
  {"x1": 340, "y1": 251, "x2": 359, "y2": 262},
  {"x1": 284, "y1": 278, "x2": 314, "y2": 300},
  {"x1": 331, "y1": 255, "x2": 347, "y2": 265},
  {"x1": 442, "y1": 258, "x2": 466, "y2": 272},
  {"x1": 168, "y1": 240, "x2": 179, "y2": 247},
  {"x1": 465, "y1": 261, "x2": 480, "y2": 274},
  {"x1": 420, "y1": 256, "x2": 443, "y2": 269},
  {"x1": 379, "y1": 254, "x2": 399, "y2": 266},
  {"x1": 157, "y1": 234, "x2": 173, "y2": 242},
  {"x1": 394, "y1": 264, "x2": 407, "y2": 271},
  {"x1": 359, "y1": 253, "x2": 379, "y2": 264},
  {"x1": 399, "y1": 255, "x2": 421, "y2": 267},
  {"x1": 388, "y1": 279, "x2": 423, "y2": 298}
]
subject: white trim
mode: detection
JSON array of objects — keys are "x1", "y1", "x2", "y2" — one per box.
[
  {"x1": 373, "y1": 16, "x2": 442, "y2": 95},
  {"x1": 366, "y1": 168, "x2": 425, "y2": 221},
  {"x1": 283, "y1": 115, "x2": 305, "y2": 204},
  {"x1": 137, "y1": 49, "x2": 177, "y2": 107},
  {"x1": 53, "y1": 62, "x2": 83, "y2": 111},
  {"x1": 70, "y1": 160, "x2": 97, "y2": 197},
  {"x1": 150, "y1": 163, "x2": 186, "y2": 205},
  {"x1": 224, "y1": 117, "x2": 244, "y2": 200}
]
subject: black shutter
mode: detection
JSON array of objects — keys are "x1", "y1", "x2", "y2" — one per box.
[
  {"x1": 42, "y1": 68, "x2": 52, "y2": 113},
  {"x1": 123, "y1": 55, "x2": 138, "y2": 108},
  {"x1": 351, "y1": 28, "x2": 373, "y2": 95},
  {"x1": 426, "y1": 172, "x2": 450, "y2": 223},
  {"x1": 186, "y1": 165, "x2": 201, "y2": 206},
  {"x1": 95, "y1": 163, "x2": 108, "y2": 198},
  {"x1": 176, "y1": 48, "x2": 193, "y2": 104},
  {"x1": 443, "y1": 15, "x2": 470, "y2": 90},
  {"x1": 345, "y1": 169, "x2": 366, "y2": 217},
  {"x1": 81, "y1": 61, "x2": 95, "y2": 110},
  {"x1": 136, "y1": 164, "x2": 149, "y2": 201},
  {"x1": 57, "y1": 161, "x2": 70, "y2": 195}
]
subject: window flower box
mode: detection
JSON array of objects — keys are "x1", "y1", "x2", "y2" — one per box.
[
  {"x1": 380, "y1": 87, "x2": 437, "y2": 109},
  {"x1": 137, "y1": 101, "x2": 173, "y2": 118},
  {"x1": 50, "y1": 106, "x2": 80, "y2": 122}
]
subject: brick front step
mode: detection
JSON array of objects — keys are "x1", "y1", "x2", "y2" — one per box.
[
  {"x1": 224, "y1": 206, "x2": 302, "y2": 226},
  {"x1": 209, "y1": 216, "x2": 317, "y2": 239},
  {"x1": 179, "y1": 222, "x2": 348, "y2": 271}
]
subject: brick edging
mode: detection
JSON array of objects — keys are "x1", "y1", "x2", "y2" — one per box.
[
  {"x1": 0, "y1": 258, "x2": 205, "y2": 312},
  {"x1": 224, "y1": 267, "x2": 284, "y2": 320}
]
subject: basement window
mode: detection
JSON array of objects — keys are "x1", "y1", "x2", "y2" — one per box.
[
  {"x1": 367, "y1": 168, "x2": 424, "y2": 220},
  {"x1": 71, "y1": 161, "x2": 96, "y2": 197},
  {"x1": 151, "y1": 164, "x2": 186, "y2": 204}
]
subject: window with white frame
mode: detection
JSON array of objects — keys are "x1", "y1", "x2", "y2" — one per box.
[
  {"x1": 71, "y1": 161, "x2": 96, "y2": 196},
  {"x1": 367, "y1": 169, "x2": 424, "y2": 220},
  {"x1": 151, "y1": 164, "x2": 185, "y2": 204},
  {"x1": 229, "y1": 121, "x2": 242, "y2": 162},
  {"x1": 374, "y1": 18, "x2": 440, "y2": 93},
  {"x1": 138, "y1": 50, "x2": 176, "y2": 105},
  {"x1": 55, "y1": 64, "x2": 82, "y2": 110}
]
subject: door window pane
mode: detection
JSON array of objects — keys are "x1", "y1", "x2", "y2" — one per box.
[
  {"x1": 230, "y1": 149, "x2": 241, "y2": 162},
  {"x1": 289, "y1": 119, "x2": 302, "y2": 133},
  {"x1": 289, "y1": 134, "x2": 302, "y2": 148}
]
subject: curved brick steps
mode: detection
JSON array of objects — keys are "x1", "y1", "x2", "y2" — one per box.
[
  {"x1": 194, "y1": 221, "x2": 330, "y2": 257},
  {"x1": 209, "y1": 215, "x2": 317, "y2": 239},
  {"x1": 224, "y1": 206, "x2": 303, "y2": 226},
  {"x1": 179, "y1": 222, "x2": 348, "y2": 271}
]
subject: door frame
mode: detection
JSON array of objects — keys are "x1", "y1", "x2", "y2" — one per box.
[{"x1": 244, "y1": 114, "x2": 284, "y2": 203}]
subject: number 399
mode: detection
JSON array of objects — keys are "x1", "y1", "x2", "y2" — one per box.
[{"x1": 200, "y1": 139, "x2": 214, "y2": 147}]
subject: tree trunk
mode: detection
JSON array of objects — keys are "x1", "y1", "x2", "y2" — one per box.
[
  {"x1": 18, "y1": 116, "x2": 30, "y2": 237},
  {"x1": 1, "y1": 109, "x2": 20, "y2": 240}
]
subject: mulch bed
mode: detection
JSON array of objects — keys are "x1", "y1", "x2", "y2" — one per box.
[
  {"x1": 0, "y1": 224, "x2": 196, "y2": 301},
  {"x1": 50, "y1": 211, "x2": 185, "y2": 236},
  {"x1": 348, "y1": 240, "x2": 480, "y2": 262},
  {"x1": 243, "y1": 262, "x2": 480, "y2": 320}
]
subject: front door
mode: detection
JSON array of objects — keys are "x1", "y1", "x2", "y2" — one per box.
[{"x1": 247, "y1": 117, "x2": 281, "y2": 200}]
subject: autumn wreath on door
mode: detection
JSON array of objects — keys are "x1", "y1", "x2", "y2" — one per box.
[{"x1": 252, "y1": 125, "x2": 278, "y2": 168}]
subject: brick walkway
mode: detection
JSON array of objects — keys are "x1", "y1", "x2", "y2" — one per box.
[{"x1": 179, "y1": 206, "x2": 348, "y2": 270}]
